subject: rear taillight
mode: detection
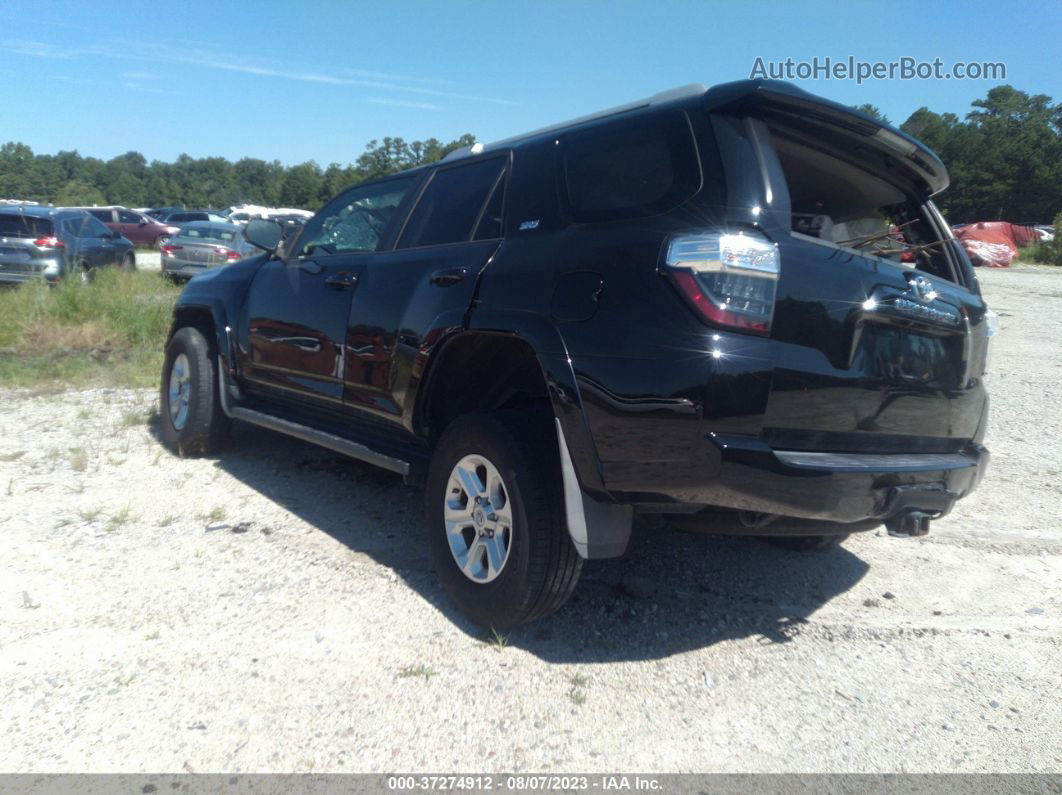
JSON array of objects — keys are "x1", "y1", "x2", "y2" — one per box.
[
  {"x1": 214, "y1": 245, "x2": 240, "y2": 261},
  {"x1": 34, "y1": 236, "x2": 65, "y2": 249},
  {"x1": 161, "y1": 244, "x2": 182, "y2": 256},
  {"x1": 664, "y1": 230, "x2": 779, "y2": 333}
]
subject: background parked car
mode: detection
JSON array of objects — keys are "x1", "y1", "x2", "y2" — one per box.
[
  {"x1": 145, "y1": 206, "x2": 183, "y2": 221},
  {"x1": 0, "y1": 206, "x2": 135, "y2": 284},
  {"x1": 159, "y1": 210, "x2": 230, "y2": 226},
  {"x1": 77, "y1": 206, "x2": 180, "y2": 248},
  {"x1": 227, "y1": 205, "x2": 312, "y2": 225},
  {"x1": 160, "y1": 221, "x2": 254, "y2": 282},
  {"x1": 270, "y1": 213, "x2": 307, "y2": 242}
]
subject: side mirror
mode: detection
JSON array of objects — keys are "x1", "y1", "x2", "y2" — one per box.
[
  {"x1": 244, "y1": 219, "x2": 284, "y2": 253},
  {"x1": 138, "y1": 220, "x2": 148, "y2": 226}
]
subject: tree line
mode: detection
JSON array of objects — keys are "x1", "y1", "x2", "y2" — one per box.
[
  {"x1": 0, "y1": 85, "x2": 1058, "y2": 222},
  {"x1": 0, "y1": 134, "x2": 475, "y2": 212}
]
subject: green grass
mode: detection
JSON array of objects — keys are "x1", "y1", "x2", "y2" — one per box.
[
  {"x1": 0, "y1": 270, "x2": 180, "y2": 388},
  {"x1": 397, "y1": 664, "x2": 438, "y2": 682},
  {"x1": 198, "y1": 506, "x2": 227, "y2": 523},
  {"x1": 1018, "y1": 241, "x2": 1061, "y2": 266}
]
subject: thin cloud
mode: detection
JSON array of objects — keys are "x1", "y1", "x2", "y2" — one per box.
[
  {"x1": 124, "y1": 81, "x2": 163, "y2": 93},
  {"x1": 338, "y1": 66, "x2": 454, "y2": 87},
  {"x1": 1, "y1": 37, "x2": 517, "y2": 107},
  {"x1": 366, "y1": 96, "x2": 442, "y2": 111},
  {"x1": 3, "y1": 39, "x2": 74, "y2": 59},
  {"x1": 121, "y1": 71, "x2": 155, "y2": 80}
]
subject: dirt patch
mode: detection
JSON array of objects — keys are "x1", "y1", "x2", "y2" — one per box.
[{"x1": 0, "y1": 265, "x2": 1059, "y2": 773}]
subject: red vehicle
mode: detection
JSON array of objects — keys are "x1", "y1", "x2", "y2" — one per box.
[{"x1": 76, "y1": 206, "x2": 180, "y2": 248}]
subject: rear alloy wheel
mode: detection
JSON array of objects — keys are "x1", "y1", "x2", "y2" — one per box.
[
  {"x1": 426, "y1": 411, "x2": 582, "y2": 628},
  {"x1": 445, "y1": 454, "x2": 515, "y2": 583},
  {"x1": 159, "y1": 326, "x2": 231, "y2": 456}
]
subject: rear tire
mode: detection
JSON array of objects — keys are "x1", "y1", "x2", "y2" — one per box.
[
  {"x1": 120, "y1": 252, "x2": 136, "y2": 271},
  {"x1": 426, "y1": 410, "x2": 582, "y2": 628},
  {"x1": 160, "y1": 326, "x2": 230, "y2": 456}
]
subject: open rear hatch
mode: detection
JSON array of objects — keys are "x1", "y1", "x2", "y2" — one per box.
[{"x1": 707, "y1": 81, "x2": 990, "y2": 453}]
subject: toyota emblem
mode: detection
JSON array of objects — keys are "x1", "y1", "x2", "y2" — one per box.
[{"x1": 910, "y1": 275, "x2": 937, "y2": 302}]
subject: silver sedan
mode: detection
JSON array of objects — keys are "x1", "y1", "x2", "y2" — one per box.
[{"x1": 160, "y1": 222, "x2": 255, "y2": 282}]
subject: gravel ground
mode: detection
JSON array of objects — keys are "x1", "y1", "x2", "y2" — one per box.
[{"x1": 1, "y1": 265, "x2": 1059, "y2": 773}]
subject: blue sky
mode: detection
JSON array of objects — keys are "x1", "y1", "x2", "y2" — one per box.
[{"x1": 2, "y1": 0, "x2": 1059, "y2": 166}]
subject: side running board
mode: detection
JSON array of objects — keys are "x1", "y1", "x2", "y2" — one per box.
[{"x1": 228, "y1": 406, "x2": 410, "y2": 476}]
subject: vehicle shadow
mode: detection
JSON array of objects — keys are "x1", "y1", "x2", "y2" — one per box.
[{"x1": 199, "y1": 424, "x2": 870, "y2": 663}]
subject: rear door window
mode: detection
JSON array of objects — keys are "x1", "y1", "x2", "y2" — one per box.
[
  {"x1": 558, "y1": 111, "x2": 701, "y2": 222},
  {"x1": 88, "y1": 209, "x2": 113, "y2": 223},
  {"x1": 83, "y1": 216, "x2": 111, "y2": 238},
  {"x1": 472, "y1": 174, "x2": 506, "y2": 240},
  {"x1": 398, "y1": 158, "x2": 506, "y2": 249}
]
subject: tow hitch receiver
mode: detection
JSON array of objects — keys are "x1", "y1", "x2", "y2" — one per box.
[{"x1": 886, "y1": 510, "x2": 933, "y2": 537}]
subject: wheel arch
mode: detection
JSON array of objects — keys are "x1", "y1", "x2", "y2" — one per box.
[
  {"x1": 168, "y1": 300, "x2": 232, "y2": 374},
  {"x1": 414, "y1": 311, "x2": 632, "y2": 560}
]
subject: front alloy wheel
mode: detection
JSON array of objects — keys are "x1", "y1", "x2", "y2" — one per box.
[
  {"x1": 159, "y1": 326, "x2": 230, "y2": 456},
  {"x1": 167, "y1": 353, "x2": 192, "y2": 430}
]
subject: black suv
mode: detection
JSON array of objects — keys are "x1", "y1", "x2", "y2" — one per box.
[{"x1": 160, "y1": 80, "x2": 991, "y2": 627}]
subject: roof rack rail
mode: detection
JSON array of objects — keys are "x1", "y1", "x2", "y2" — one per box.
[{"x1": 440, "y1": 83, "x2": 710, "y2": 163}]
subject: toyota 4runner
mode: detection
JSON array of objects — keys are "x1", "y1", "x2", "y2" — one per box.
[{"x1": 160, "y1": 80, "x2": 992, "y2": 627}]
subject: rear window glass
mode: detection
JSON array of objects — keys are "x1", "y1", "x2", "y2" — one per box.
[
  {"x1": 473, "y1": 178, "x2": 505, "y2": 240},
  {"x1": 182, "y1": 226, "x2": 236, "y2": 241},
  {"x1": 398, "y1": 158, "x2": 506, "y2": 249},
  {"x1": 0, "y1": 214, "x2": 53, "y2": 238},
  {"x1": 559, "y1": 111, "x2": 701, "y2": 222}
]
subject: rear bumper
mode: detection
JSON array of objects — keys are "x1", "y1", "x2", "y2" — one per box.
[
  {"x1": 162, "y1": 262, "x2": 217, "y2": 279},
  {"x1": 0, "y1": 269, "x2": 54, "y2": 284},
  {"x1": 605, "y1": 433, "x2": 989, "y2": 524}
]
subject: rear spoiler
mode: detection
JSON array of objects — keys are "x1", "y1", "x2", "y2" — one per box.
[{"x1": 703, "y1": 80, "x2": 949, "y2": 196}]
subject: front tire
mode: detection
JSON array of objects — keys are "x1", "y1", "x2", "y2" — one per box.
[
  {"x1": 160, "y1": 327, "x2": 230, "y2": 456},
  {"x1": 426, "y1": 411, "x2": 582, "y2": 628}
]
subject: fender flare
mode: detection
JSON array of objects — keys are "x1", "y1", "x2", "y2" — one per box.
[
  {"x1": 466, "y1": 308, "x2": 632, "y2": 559},
  {"x1": 171, "y1": 298, "x2": 234, "y2": 371}
]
